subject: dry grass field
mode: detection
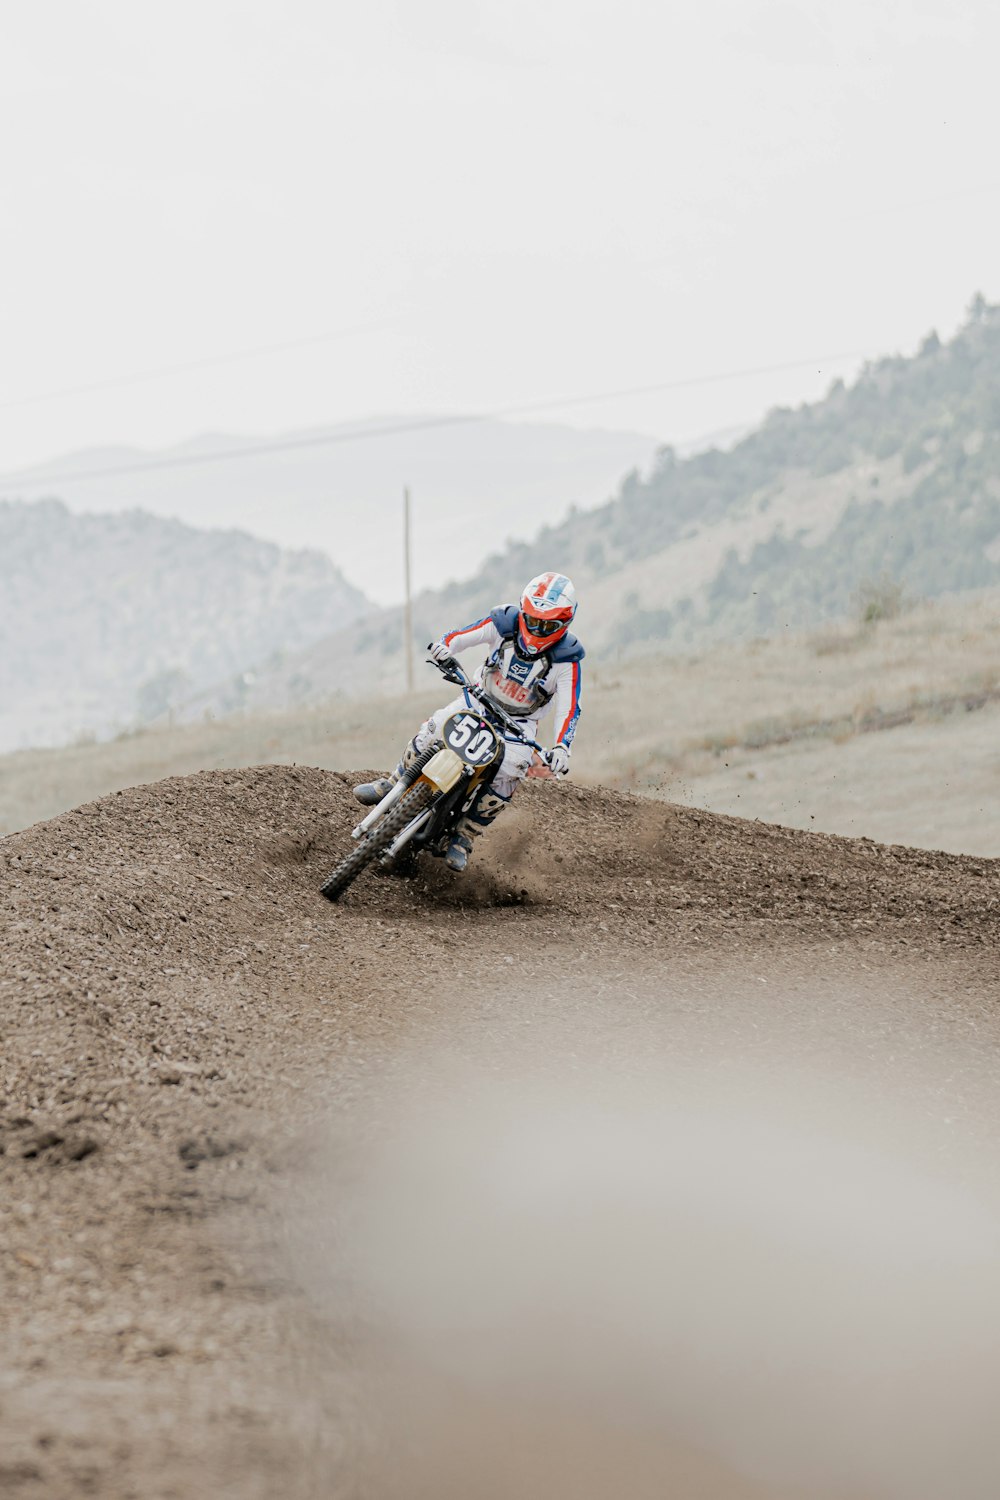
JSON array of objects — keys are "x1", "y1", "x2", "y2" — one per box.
[{"x1": 3, "y1": 587, "x2": 999, "y2": 854}]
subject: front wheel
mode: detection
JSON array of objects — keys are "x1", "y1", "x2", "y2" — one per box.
[{"x1": 320, "y1": 782, "x2": 435, "y2": 902}]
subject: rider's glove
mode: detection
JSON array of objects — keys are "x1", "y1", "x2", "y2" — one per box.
[
  {"x1": 428, "y1": 639, "x2": 457, "y2": 667},
  {"x1": 547, "y1": 744, "x2": 571, "y2": 778}
]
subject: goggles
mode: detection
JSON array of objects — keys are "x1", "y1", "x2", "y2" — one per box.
[{"x1": 521, "y1": 611, "x2": 566, "y2": 638}]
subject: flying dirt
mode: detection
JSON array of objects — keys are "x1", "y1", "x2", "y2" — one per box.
[{"x1": 1, "y1": 765, "x2": 999, "y2": 1498}]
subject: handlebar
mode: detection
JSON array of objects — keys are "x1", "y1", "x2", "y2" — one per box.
[{"x1": 428, "y1": 656, "x2": 548, "y2": 757}]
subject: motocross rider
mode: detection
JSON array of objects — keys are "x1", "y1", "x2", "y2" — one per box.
[{"x1": 353, "y1": 572, "x2": 583, "y2": 872}]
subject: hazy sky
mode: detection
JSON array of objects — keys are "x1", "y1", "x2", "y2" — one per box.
[{"x1": 1, "y1": 0, "x2": 997, "y2": 474}]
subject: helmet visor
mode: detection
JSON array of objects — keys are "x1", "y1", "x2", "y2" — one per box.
[{"x1": 521, "y1": 611, "x2": 566, "y2": 638}]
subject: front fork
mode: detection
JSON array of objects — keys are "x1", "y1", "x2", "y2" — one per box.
[{"x1": 350, "y1": 744, "x2": 440, "y2": 840}]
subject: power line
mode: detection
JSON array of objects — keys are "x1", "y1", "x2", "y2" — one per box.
[
  {"x1": 0, "y1": 318, "x2": 391, "y2": 412},
  {"x1": 0, "y1": 346, "x2": 871, "y2": 491},
  {"x1": 493, "y1": 348, "x2": 870, "y2": 418},
  {"x1": 843, "y1": 177, "x2": 1000, "y2": 223}
]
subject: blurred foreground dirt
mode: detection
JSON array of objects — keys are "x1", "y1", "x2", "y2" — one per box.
[{"x1": 2, "y1": 767, "x2": 1000, "y2": 1497}]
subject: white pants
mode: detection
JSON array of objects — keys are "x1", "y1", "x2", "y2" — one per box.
[{"x1": 415, "y1": 695, "x2": 537, "y2": 800}]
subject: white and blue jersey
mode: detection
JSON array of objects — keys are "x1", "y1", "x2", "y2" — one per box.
[
  {"x1": 441, "y1": 604, "x2": 583, "y2": 749},
  {"x1": 411, "y1": 604, "x2": 584, "y2": 804}
]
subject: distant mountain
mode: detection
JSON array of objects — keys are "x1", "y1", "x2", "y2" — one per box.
[
  {"x1": 0, "y1": 500, "x2": 369, "y2": 751},
  {"x1": 2, "y1": 416, "x2": 659, "y2": 604},
  {"x1": 197, "y1": 294, "x2": 1000, "y2": 712}
]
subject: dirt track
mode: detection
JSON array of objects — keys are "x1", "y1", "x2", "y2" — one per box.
[{"x1": 2, "y1": 767, "x2": 1000, "y2": 1498}]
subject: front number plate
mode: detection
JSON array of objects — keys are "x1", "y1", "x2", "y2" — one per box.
[{"x1": 443, "y1": 713, "x2": 501, "y2": 766}]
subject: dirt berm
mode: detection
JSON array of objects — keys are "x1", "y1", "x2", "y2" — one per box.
[{"x1": 2, "y1": 766, "x2": 999, "y2": 1499}]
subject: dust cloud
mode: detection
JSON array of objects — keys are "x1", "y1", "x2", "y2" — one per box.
[{"x1": 282, "y1": 968, "x2": 1000, "y2": 1500}]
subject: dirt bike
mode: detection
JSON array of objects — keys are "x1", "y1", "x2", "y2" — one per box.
[{"x1": 320, "y1": 657, "x2": 561, "y2": 902}]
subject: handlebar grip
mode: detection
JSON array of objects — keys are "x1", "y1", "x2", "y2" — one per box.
[{"x1": 427, "y1": 654, "x2": 466, "y2": 680}]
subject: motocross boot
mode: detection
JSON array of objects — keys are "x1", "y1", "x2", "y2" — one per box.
[
  {"x1": 444, "y1": 832, "x2": 473, "y2": 872},
  {"x1": 352, "y1": 737, "x2": 422, "y2": 806},
  {"x1": 445, "y1": 785, "x2": 510, "y2": 870},
  {"x1": 352, "y1": 776, "x2": 394, "y2": 806}
]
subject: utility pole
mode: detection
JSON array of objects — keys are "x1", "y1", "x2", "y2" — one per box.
[{"x1": 403, "y1": 486, "x2": 414, "y2": 693}]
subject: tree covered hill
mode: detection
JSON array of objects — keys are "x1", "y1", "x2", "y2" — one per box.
[
  {"x1": 0, "y1": 500, "x2": 369, "y2": 750},
  {"x1": 191, "y1": 293, "x2": 1000, "y2": 714},
  {"x1": 448, "y1": 291, "x2": 1000, "y2": 643}
]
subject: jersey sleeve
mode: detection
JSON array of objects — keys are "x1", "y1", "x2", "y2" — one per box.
[
  {"x1": 551, "y1": 658, "x2": 583, "y2": 748},
  {"x1": 439, "y1": 614, "x2": 501, "y2": 654}
]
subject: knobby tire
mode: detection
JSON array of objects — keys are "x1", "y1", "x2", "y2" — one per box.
[{"x1": 320, "y1": 782, "x2": 435, "y2": 902}]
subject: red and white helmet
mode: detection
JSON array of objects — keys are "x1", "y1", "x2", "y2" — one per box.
[{"x1": 518, "y1": 571, "x2": 578, "y2": 655}]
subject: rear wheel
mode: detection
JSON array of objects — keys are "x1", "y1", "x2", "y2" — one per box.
[{"x1": 320, "y1": 782, "x2": 435, "y2": 902}]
